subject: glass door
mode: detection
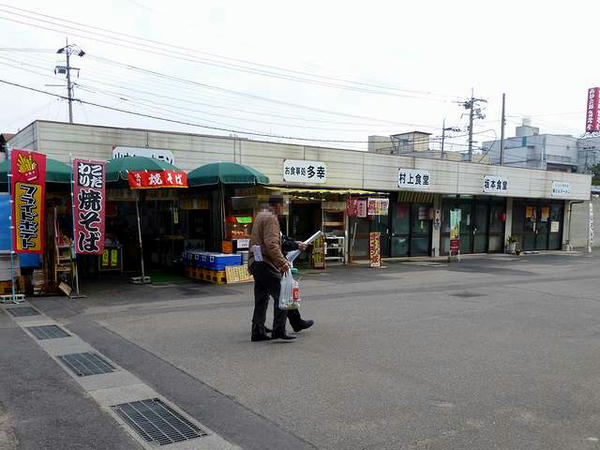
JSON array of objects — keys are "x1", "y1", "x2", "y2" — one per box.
[
  {"x1": 488, "y1": 203, "x2": 505, "y2": 252},
  {"x1": 410, "y1": 204, "x2": 431, "y2": 256},
  {"x1": 522, "y1": 205, "x2": 537, "y2": 251},
  {"x1": 459, "y1": 202, "x2": 472, "y2": 254},
  {"x1": 472, "y1": 203, "x2": 489, "y2": 253},
  {"x1": 536, "y1": 205, "x2": 551, "y2": 250},
  {"x1": 390, "y1": 203, "x2": 410, "y2": 257},
  {"x1": 548, "y1": 204, "x2": 563, "y2": 250}
]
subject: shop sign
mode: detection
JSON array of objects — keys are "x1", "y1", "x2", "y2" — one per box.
[
  {"x1": 449, "y1": 209, "x2": 461, "y2": 254},
  {"x1": 283, "y1": 159, "x2": 327, "y2": 183},
  {"x1": 225, "y1": 264, "x2": 253, "y2": 283},
  {"x1": 73, "y1": 159, "x2": 106, "y2": 255},
  {"x1": 346, "y1": 198, "x2": 368, "y2": 218},
  {"x1": 112, "y1": 146, "x2": 176, "y2": 165},
  {"x1": 369, "y1": 232, "x2": 381, "y2": 267},
  {"x1": 585, "y1": 87, "x2": 600, "y2": 132},
  {"x1": 11, "y1": 150, "x2": 46, "y2": 254},
  {"x1": 127, "y1": 170, "x2": 188, "y2": 189},
  {"x1": 398, "y1": 168, "x2": 430, "y2": 189},
  {"x1": 312, "y1": 235, "x2": 326, "y2": 269},
  {"x1": 367, "y1": 198, "x2": 389, "y2": 216},
  {"x1": 483, "y1": 175, "x2": 508, "y2": 193},
  {"x1": 551, "y1": 181, "x2": 571, "y2": 197}
]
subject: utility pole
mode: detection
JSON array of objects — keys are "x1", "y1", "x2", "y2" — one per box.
[
  {"x1": 500, "y1": 93, "x2": 506, "y2": 165},
  {"x1": 56, "y1": 39, "x2": 85, "y2": 124},
  {"x1": 463, "y1": 89, "x2": 487, "y2": 161}
]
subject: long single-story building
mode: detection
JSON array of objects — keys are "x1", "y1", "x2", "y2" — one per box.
[{"x1": 7, "y1": 120, "x2": 593, "y2": 263}]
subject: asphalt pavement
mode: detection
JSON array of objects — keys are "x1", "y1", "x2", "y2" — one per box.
[{"x1": 2, "y1": 251, "x2": 600, "y2": 449}]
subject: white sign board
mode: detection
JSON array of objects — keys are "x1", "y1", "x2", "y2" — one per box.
[
  {"x1": 551, "y1": 181, "x2": 571, "y2": 197},
  {"x1": 112, "y1": 146, "x2": 176, "y2": 165},
  {"x1": 283, "y1": 160, "x2": 327, "y2": 183},
  {"x1": 483, "y1": 175, "x2": 508, "y2": 193},
  {"x1": 397, "y1": 168, "x2": 431, "y2": 189}
]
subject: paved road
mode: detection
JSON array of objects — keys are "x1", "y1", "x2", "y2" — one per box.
[{"x1": 5, "y1": 252, "x2": 600, "y2": 449}]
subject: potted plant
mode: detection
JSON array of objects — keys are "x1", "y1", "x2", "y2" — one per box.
[{"x1": 507, "y1": 235, "x2": 519, "y2": 254}]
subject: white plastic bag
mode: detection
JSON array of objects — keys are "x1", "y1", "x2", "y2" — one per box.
[{"x1": 279, "y1": 269, "x2": 299, "y2": 310}]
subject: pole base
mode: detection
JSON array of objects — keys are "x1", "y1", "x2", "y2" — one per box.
[{"x1": 130, "y1": 276, "x2": 152, "y2": 284}]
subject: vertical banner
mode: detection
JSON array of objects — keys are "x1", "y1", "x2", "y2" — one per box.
[
  {"x1": 449, "y1": 209, "x2": 461, "y2": 254},
  {"x1": 369, "y1": 232, "x2": 381, "y2": 268},
  {"x1": 11, "y1": 150, "x2": 46, "y2": 253},
  {"x1": 73, "y1": 159, "x2": 106, "y2": 254},
  {"x1": 586, "y1": 87, "x2": 600, "y2": 132},
  {"x1": 312, "y1": 235, "x2": 326, "y2": 269}
]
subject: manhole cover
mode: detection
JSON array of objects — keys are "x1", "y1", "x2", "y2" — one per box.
[
  {"x1": 112, "y1": 398, "x2": 207, "y2": 445},
  {"x1": 5, "y1": 306, "x2": 40, "y2": 317},
  {"x1": 57, "y1": 352, "x2": 115, "y2": 376},
  {"x1": 450, "y1": 291, "x2": 485, "y2": 298},
  {"x1": 27, "y1": 325, "x2": 70, "y2": 340}
]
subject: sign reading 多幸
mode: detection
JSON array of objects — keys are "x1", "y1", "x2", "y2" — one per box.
[
  {"x1": 551, "y1": 181, "x2": 571, "y2": 197},
  {"x1": 112, "y1": 146, "x2": 175, "y2": 165},
  {"x1": 483, "y1": 175, "x2": 508, "y2": 193},
  {"x1": 283, "y1": 160, "x2": 327, "y2": 183},
  {"x1": 397, "y1": 168, "x2": 430, "y2": 189},
  {"x1": 73, "y1": 159, "x2": 106, "y2": 255}
]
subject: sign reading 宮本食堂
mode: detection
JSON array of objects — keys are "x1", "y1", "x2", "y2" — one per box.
[
  {"x1": 283, "y1": 160, "x2": 327, "y2": 183},
  {"x1": 397, "y1": 168, "x2": 430, "y2": 189},
  {"x1": 483, "y1": 175, "x2": 508, "y2": 193}
]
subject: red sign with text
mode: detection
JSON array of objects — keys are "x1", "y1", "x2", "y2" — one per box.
[
  {"x1": 586, "y1": 87, "x2": 600, "y2": 132},
  {"x1": 73, "y1": 159, "x2": 106, "y2": 255},
  {"x1": 127, "y1": 170, "x2": 188, "y2": 189},
  {"x1": 11, "y1": 150, "x2": 46, "y2": 254}
]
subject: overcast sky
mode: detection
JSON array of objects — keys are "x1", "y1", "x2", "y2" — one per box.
[{"x1": 0, "y1": 0, "x2": 597, "y2": 152}]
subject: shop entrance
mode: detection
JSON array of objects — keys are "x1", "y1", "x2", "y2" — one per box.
[
  {"x1": 390, "y1": 203, "x2": 432, "y2": 257},
  {"x1": 514, "y1": 201, "x2": 563, "y2": 251},
  {"x1": 441, "y1": 197, "x2": 506, "y2": 255}
]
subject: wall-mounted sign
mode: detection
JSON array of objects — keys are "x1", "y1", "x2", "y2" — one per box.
[
  {"x1": 483, "y1": 175, "x2": 508, "y2": 193},
  {"x1": 551, "y1": 181, "x2": 571, "y2": 197},
  {"x1": 367, "y1": 198, "x2": 389, "y2": 216},
  {"x1": 586, "y1": 87, "x2": 600, "y2": 132},
  {"x1": 127, "y1": 170, "x2": 188, "y2": 189},
  {"x1": 283, "y1": 159, "x2": 327, "y2": 183},
  {"x1": 398, "y1": 168, "x2": 430, "y2": 189},
  {"x1": 112, "y1": 146, "x2": 176, "y2": 165}
]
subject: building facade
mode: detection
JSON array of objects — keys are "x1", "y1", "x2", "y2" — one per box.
[{"x1": 8, "y1": 120, "x2": 593, "y2": 259}]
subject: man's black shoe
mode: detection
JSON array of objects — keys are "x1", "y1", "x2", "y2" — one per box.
[
  {"x1": 251, "y1": 334, "x2": 272, "y2": 342},
  {"x1": 271, "y1": 333, "x2": 297, "y2": 341},
  {"x1": 291, "y1": 319, "x2": 314, "y2": 333}
]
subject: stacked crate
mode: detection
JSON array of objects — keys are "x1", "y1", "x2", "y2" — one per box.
[{"x1": 184, "y1": 251, "x2": 241, "y2": 285}]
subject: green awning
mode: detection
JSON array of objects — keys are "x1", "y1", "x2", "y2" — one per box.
[
  {"x1": 0, "y1": 157, "x2": 71, "y2": 184},
  {"x1": 188, "y1": 162, "x2": 269, "y2": 187},
  {"x1": 105, "y1": 156, "x2": 182, "y2": 182}
]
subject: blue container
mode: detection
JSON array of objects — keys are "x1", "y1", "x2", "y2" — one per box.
[{"x1": 206, "y1": 253, "x2": 242, "y2": 271}]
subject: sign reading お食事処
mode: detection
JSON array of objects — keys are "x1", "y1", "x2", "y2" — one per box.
[
  {"x1": 398, "y1": 168, "x2": 430, "y2": 189},
  {"x1": 283, "y1": 160, "x2": 327, "y2": 183},
  {"x1": 74, "y1": 159, "x2": 106, "y2": 255},
  {"x1": 11, "y1": 150, "x2": 46, "y2": 253},
  {"x1": 483, "y1": 175, "x2": 508, "y2": 193}
]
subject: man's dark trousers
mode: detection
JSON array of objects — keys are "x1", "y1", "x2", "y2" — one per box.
[{"x1": 251, "y1": 261, "x2": 301, "y2": 336}]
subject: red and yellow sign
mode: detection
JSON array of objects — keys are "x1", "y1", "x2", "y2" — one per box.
[
  {"x1": 127, "y1": 170, "x2": 188, "y2": 189},
  {"x1": 369, "y1": 232, "x2": 381, "y2": 268},
  {"x1": 11, "y1": 150, "x2": 46, "y2": 253}
]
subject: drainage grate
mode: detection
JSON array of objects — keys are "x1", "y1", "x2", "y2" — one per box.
[
  {"x1": 57, "y1": 352, "x2": 115, "y2": 376},
  {"x1": 112, "y1": 398, "x2": 207, "y2": 445},
  {"x1": 27, "y1": 325, "x2": 71, "y2": 340},
  {"x1": 451, "y1": 291, "x2": 485, "y2": 298},
  {"x1": 5, "y1": 306, "x2": 40, "y2": 317}
]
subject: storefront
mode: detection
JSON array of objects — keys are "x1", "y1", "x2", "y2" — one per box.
[
  {"x1": 440, "y1": 196, "x2": 506, "y2": 255},
  {"x1": 511, "y1": 200, "x2": 564, "y2": 251}
]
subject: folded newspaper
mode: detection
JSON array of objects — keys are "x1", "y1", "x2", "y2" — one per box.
[{"x1": 286, "y1": 230, "x2": 323, "y2": 263}]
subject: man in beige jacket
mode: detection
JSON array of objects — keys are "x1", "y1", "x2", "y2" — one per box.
[{"x1": 248, "y1": 197, "x2": 314, "y2": 341}]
